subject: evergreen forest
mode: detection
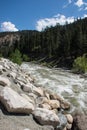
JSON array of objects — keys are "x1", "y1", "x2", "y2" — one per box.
[{"x1": 0, "y1": 17, "x2": 87, "y2": 70}]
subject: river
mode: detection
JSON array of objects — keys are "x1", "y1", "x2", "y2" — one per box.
[{"x1": 21, "y1": 62, "x2": 87, "y2": 115}]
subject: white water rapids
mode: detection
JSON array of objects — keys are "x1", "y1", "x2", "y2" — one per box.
[{"x1": 21, "y1": 62, "x2": 87, "y2": 115}]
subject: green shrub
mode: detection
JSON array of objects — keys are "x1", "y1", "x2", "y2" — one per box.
[
  {"x1": 9, "y1": 49, "x2": 22, "y2": 65},
  {"x1": 73, "y1": 54, "x2": 87, "y2": 73},
  {"x1": 22, "y1": 54, "x2": 29, "y2": 62},
  {"x1": 0, "y1": 53, "x2": 2, "y2": 58}
]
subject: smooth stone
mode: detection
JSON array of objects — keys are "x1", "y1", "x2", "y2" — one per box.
[
  {"x1": 0, "y1": 76, "x2": 11, "y2": 86},
  {"x1": 0, "y1": 87, "x2": 34, "y2": 114},
  {"x1": 65, "y1": 114, "x2": 73, "y2": 124},
  {"x1": 33, "y1": 107, "x2": 60, "y2": 127}
]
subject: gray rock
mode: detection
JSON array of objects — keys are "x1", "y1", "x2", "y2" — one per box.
[
  {"x1": 28, "y1": 93, "x2": 37, "y2": 100},
  {"x1": 33, "y1": 107, "x2": 60, "y2": 127},
  {"x1": 20, "y1": 93, "x2": 35, "y2": 105},
  {"x1": 7, "y1": 72, "x2": 16, "y2": 79},
  {"x1": 16, "y1": 76, "x2": 27, "y2": 84},
  {"x1": 35, "y1": 97, "x2": 48, "y2": 105},
  {"x1": 0, "y1": 87, "x2": 34, "y2": 114},
  {"x1": 22, "y1": 83, "x2": 34, "y2": 92},
  {"x1": 55, "y1": 113, "x2": 67, "y2": 130},
  {"x1": 0, "y1": 76, "x2": 11, "y2": 86}
]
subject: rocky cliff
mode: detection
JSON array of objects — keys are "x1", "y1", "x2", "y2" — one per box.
[{"x1": 0, "y1": 33, "x2": 20, "y2": 57}]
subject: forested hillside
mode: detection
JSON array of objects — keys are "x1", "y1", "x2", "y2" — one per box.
[{"x1": 0, "y1": 17, "x2": 87, "y2": 68}]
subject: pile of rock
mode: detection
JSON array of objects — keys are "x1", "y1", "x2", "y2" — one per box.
[{"x1": 0, "y1": 58, "x2": 73, "y2": 130}]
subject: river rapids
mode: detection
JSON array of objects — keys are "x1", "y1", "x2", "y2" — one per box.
[{"x1": 21, "y1": 62, "x2": 87, "y2": 115}]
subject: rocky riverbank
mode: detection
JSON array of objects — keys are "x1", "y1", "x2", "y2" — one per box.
[{"x1": 0, "y1": 58, "x2": 74, "y2": 130}]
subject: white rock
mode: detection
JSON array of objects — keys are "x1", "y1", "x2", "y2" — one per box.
[
  {"x1": 22, "y1": 83, "x2": 34, "y2": 92},
  {"x1": 51, "y1": 109, "x2": 58, "y2": 114},
  {"x1": 60, "y1": 100, "x2": 70, "y2": 110},
  {"x1": 0, "y1": 76, "x2": 11, "y2": 86},
  {"x1": 36, "y1": 98, "x2": 60, "y2": 109},
  {"x1": 50, "y1": 92, "x2": 64, "y2": 101},
  {"x1": 35, "y1": 97, "x2": 48, "y2": 105},
  {"x1": 28, "y1": 93, "x2": 37, "y2": 100},
  {"x1": 24, "y1": 128, "x2": 30, "y2": 130},
  {"x1": 4, "y1": 63, "x2": 10, "y2": 70},
  {"x1": 65, "y1": 114, "x2": 73, "y2": 124},
  {"x1": 33, "y1": 108, "x2": 60, "y2": 127},
  {"x1": 39, "y1": 103, "x2": 51, "y2": 110},
  {"x1": 0, "y1": 65, "x2": 3, "y2": 70},
  {"x1": 25, "y1": 75, "x2": 34, "y2": 83},
  {"x1": 48, "y1": 100, "x2": 60, "y2": 109},
  {"x1": 66, "y1": 123, "x2": 72, "y2": 129},
  {"x1": 32, "y1": 86, "x2": 44, "y2": 97},
  {"x1": 7, "y1": 72, "x2": 16, "y2": 79},
  {"x1": 0, "y1": 87, "x2": 34, "y2": 114},
  {"x1": 44, "y1": 91, "x2": 50, "y2": 99},
  {"x1": 63, "y1": 127, "x2": 67, "y2": 130},
  {"x1": 20, "y1": 93, "x2": 35, "y2": 105},
  {"x1": 16, "y1": 76, "x2": 27, "y2": 84}
]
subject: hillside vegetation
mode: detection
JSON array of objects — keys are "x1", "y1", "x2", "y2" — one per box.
[{"x1": 0, "y1": 18, "x2": 87, "y2": 71}]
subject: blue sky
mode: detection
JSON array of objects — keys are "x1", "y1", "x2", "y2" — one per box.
[{"x1": 0, "y1": 0, "x2": 87, "y2": 32}]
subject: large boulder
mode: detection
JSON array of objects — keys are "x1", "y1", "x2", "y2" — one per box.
[
  {"x1": 0, "y1": 87, "x2": 34, "y2": 114},
  {"x1": 20, "y1": 93, "x2": 35, "y2": 105},
  {"x1": 0, "y1": 76, "x2": 11, "y2": 86},
  {"x1": 72, "y1": 114, "x2": 87, "y2": 130},
  {"x1": 33, "y1": 107, "x2": 60, "y2": 127}
]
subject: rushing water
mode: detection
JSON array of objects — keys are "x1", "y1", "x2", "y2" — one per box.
[{"x1": 21, "y1": 62, "x2": 87, "y2": 114}]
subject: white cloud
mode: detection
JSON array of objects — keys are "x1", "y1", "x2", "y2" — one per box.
[
  {"x1": 85, "y1": 7, "x2": 87, "y2": 10},
  {"x1": 74, "y1": 0, "x2": 87, "y2": 10},
  {"x1": 83, "y1": 14, "x2": 87, "y2": 18},
  {"x1": 36, "y1": 14, "x2": 74, "y2": 31},
  {"x1": 75, "y1": 0, "x2": 84, "y2": 7},
  {"x1": 0, "y1": 21, "x2": 18, "y2": 32}
]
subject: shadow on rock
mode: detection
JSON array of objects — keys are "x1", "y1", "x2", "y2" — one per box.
[{"x1": 0, "y1": 102, "x2": 29, "y2": 116}]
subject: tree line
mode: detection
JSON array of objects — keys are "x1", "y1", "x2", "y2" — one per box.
[{"x1": 0, "y1": 17, "x2": 87, "y2": 70}]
